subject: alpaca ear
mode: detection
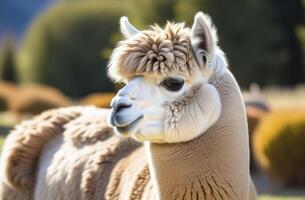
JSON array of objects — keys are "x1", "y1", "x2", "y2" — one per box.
[
  {"x1": 120, "y1": 16, "x2": 139, "y2": 38},
  {"x1": 191, "y1": 12, "x2": 218, "y2": 68}
]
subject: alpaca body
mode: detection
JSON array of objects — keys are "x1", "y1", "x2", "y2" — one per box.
[
  {"x1": 33, "y1": 133, "x2": 150, "y2": 200},
  {"x1": 0, "y1": 106, "x2": 151, "y2": 200}
]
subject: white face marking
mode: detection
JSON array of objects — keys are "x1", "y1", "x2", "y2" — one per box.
[
  {"x1": 109, "y1": 75, "x2": 185, "y2": 143},
  {"x1": 108, "y1": 67, "x2": 222, "y2": 143}
]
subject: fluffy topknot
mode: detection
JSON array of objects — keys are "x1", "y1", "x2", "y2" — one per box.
[{"x1": 108, "y1": 22, "x2": 195, "y2": 82}]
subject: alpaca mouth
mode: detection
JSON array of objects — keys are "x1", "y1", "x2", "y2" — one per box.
[{"x1": 115, "y1": 115, "x2": 143, "y2": 135}]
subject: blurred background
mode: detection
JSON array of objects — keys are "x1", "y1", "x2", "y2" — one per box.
[{"x1": 0, "y1": 0, "x2": 304, "y2": 199}]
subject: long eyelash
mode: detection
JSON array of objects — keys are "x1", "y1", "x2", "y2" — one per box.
[
  {"x1": 159, "y1": 78, "x2": 181, "y2": 86},
  {"x1": 160, "y1": 76, "x2": 184, "y2": 83}
]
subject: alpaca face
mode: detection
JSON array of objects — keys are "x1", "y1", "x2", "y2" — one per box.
[
  {"x1": 108, "y1": 12, "x2": 226, "y2": 143},
  {"x1": 109, "y1": 67, "x2": 212, "y2": 143}
]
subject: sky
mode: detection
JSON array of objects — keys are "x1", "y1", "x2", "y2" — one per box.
[{"x1": 0, "y1": 0, "x2": 55, "y2": 44}]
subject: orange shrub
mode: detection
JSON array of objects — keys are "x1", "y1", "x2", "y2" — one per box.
[
  {"x1": 11, "y1": 84, "x2": 73, "y2": 115},
  {"x1": 0, "y1": 81, "x2": 18, "y2": 110},
  {"x1": 253, "y1": 109, "x2": 305, "y2": 185},
  {"x1": 0, "y1": 95, "x2": 7, "y2": 111},
  {"x1": 80, "y1": 92, "x2": 115, "y2": 108}
]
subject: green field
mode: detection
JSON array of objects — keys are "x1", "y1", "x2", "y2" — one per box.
[{"x1": 0, "y1": 137, "x2": 4, "y2": 152}]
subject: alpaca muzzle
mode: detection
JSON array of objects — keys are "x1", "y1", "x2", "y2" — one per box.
[{"x1": 109, "y1": 96, "x2": 143, "y2": 135}]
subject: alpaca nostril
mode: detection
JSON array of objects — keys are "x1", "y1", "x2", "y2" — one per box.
[
  {"x1": 115, "y1": 103, "x2": 131, "y2": 113},
  {"x1": 111, "y1": 97, "x2": 132, "y2": 113}
]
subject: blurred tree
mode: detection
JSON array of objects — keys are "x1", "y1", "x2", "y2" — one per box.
[
  {"x1": 0, "y1": 34, "x2": 17, "y2": 82},
  {"x1": 124, "y1": 0, "x2": 178, "y2": 28},
  {"x1": 17, "y1": 0, "x2": 124, "y2": 97},
  {"x1": 271, "y1": 0, "x2": 305, "y2": 85},
  {"x1": 296, "y1": 26, "x2": 305, "y2": 68}
]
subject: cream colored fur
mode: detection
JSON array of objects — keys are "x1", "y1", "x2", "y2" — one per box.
[{"x1": 0, "y1": 11, "x2": 257, "y2": 200}]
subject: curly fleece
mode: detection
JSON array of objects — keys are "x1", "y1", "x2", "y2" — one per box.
[{"x1": 108, "y1": 22, "x2": 194, "y2": 81}]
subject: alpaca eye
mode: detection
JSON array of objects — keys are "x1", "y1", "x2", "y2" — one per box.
[{"x1": 160, "y1": 78, "x2": 184, "y2": 92}]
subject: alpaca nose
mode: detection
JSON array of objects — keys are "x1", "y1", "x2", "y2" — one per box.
[
  {"x1": 109, "y1": 97, "x2": 140, "y2": 128},
  {"x1": 111, "y1": 97, "x2": 132, "y2": 113}
]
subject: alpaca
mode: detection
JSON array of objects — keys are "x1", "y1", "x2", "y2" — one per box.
[{"x1": 0, "y1": 12, "x2": 257, "y2": 200}]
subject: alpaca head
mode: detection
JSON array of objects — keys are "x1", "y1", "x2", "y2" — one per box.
[{"x1": 108, "y1": 12, "x2": 227, "y2": 143}]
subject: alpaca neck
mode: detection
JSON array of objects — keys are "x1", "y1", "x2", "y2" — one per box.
[
  {"x1": 145, "y1": 71, "x2": 250, "y2": 200},
  {"x1": 145, "y1": 128, "x2": 237, "y2": 200}
]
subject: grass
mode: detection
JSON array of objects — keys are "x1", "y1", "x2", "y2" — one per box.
[
  {"x1": 0, "y1": 137, "x2": 4, "y2": 152},
  {"x1": 0, "y1": 112, "x2": 19, "y2": 127},
  {"x1": 261, "y1": 86, "x2": 305, "y2": 109}
]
